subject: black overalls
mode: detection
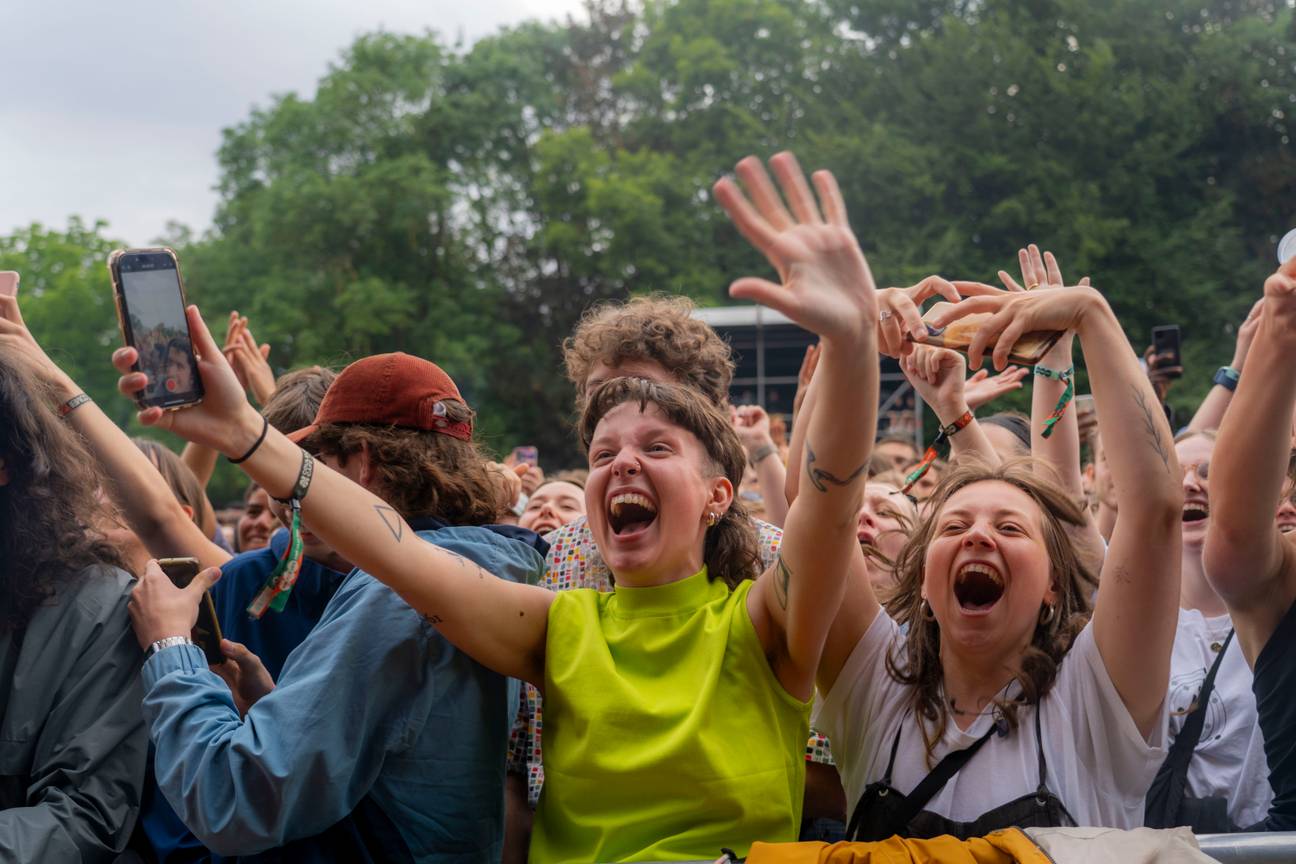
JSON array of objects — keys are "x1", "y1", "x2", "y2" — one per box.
[{"x1": 845, "y1": 709, "x2": 1077, "y2": 841}]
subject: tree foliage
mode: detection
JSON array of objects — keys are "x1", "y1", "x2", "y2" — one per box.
[{"x1": 4, "y1": 0, "x2": 1293, "y2": 484}]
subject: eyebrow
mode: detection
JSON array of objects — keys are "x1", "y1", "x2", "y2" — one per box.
[{"x1": 940, "y1": 506, "x2": 1033, "y2": 521}]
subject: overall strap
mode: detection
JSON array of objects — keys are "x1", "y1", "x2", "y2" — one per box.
[
  {"x1": 1033, "y1": 706, "x2": 1049, "y2": 796},
  {"x1": 882, "y1": 721, "x2": 904, "y2": 785},
  {"x1": 891, "y1": 723, "x2": 998, "y2": 830},
  {"x1": 1178, "y1": 629, "x2": 1235, "y2": 756}
]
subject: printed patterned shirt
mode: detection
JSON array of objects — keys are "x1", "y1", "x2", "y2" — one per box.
[{"x1": 508, "y1": 516, "x2": 835, "y2": 808}]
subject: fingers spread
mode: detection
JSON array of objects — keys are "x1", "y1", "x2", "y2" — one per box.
[
  {"x1": 734, "y1": 157, "x2": 795, "y2": 230},
  {"x1": 811, "y1": 170, "x2": 848, "y2": 227},
  {"x1": 769, "y1": 152, "x2": 823, "y2": 225},
  {"x1": 953, "y1": 281, "x2": 1007, "y2": 297},
  {"x1": 999, "y1": 270, "x2": 1025, "y2": 293},
  {"x1": 713, "y1": 177, "x2": 779, "y2": 253},
  {"x1": 1044, "y1": 250, "x2": 1064, "y2": 286}
]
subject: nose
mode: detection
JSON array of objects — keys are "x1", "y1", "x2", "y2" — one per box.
[
  {"x1": 960, "y1": 520, "x2": 997, "y2": 549},
  {"x1": 611, "y1": 450, "x2": 641, "y2": 477},
  {"x1": 858, "y1": 508, "x2": 877, "y2": 530}
]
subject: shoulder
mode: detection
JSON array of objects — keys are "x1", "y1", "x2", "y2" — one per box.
[
  {"x1": 542, "y1": 517, "x2": 611, "y2": 591},
  {"x1": 53, "y1": 564, "x2": 134, "y2": 621},
  {"x1": 419, "y1": 525, "x2": 546, "y2": 583}
]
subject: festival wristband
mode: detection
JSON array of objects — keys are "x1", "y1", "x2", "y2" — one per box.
[
  {"x1": 902, "y1": 410, "x2": 974, "y2": 495},
  {"x1": 250, "y1": 449, "x2": 316, "y2": 619},
  {"x1": 749, "y1": 443, "x2": 778, "y2": 466},
  {"x1": 58, "y1": 392, "x2": 91, "y2": 418},
  {"x1": 1213, "y1": 366, "x2": 1240, "y2": 392},
  {"x1": 1032, "y1": 363, "x2": 1075, "y2": 439}
]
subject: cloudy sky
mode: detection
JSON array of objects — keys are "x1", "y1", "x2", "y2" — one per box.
[{"x1": 0, "y1": 0, "x2": 584, "y2": 245}]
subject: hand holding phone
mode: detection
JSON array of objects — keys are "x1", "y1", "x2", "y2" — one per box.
[
  {"x1": 108, "y1": 248, "x2": 204, "y2": 410},
  {"x1": 1150, "y1": 325, "x2": 1183, "y2": 380},
  {"x1": 157, "y1": 557, "x2": 225, "y2": 664},
  {"x1": 511, "y1": 445, "x2": 539, "y2": 467}
]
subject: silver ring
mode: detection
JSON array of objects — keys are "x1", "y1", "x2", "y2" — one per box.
[{"x1": 879, "y1": 309, "x2": 894, "y2": 321}]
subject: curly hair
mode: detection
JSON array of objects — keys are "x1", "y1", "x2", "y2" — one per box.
[
  {"x1": 0, "y1": 351, "x2": 125, "y2": 631},
  {"x1": 579, "y1": 377, "x2": 761, "y2": 589},
  {"x1": 884, "y1": 457, "x2": 1095, "y2": 763},
  {"x1": 563, "y1": 295, "x2": 735, "y2": 409},
  {"x1": 306, "y1": 399, "x2": 502, "y2": 526}
]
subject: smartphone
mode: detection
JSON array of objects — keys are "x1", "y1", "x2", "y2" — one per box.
[
  {"x1": 107, "y1": 248, "x2": 204, "y2": 410},
  {"x1": 0, "y1": 272, "x2": 18, "y2": 297},
  {"x1": 511, "y1": 445, "x2": 539, "y2": 466},
  {"x1": 919, "y1": 303, "x2": 1063, "y2": 367},
  {"x1": 157, "y1": 557, "x2": 224, "y2": 665},
  {"x1": 1151, "y1": 325, "x2": 1183, "y2": 380}
]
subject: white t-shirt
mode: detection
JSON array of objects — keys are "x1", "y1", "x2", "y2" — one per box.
[
  {"x1": 1169, "y1": 607, "x2": 1273, "y2": 828},
  {"x1": 815, "y1": 612, "x2": 1168, "y2": 829}
]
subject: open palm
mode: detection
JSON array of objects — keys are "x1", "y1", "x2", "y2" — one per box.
[{"x1": 713, "y1": 153, "x2": 877, "y2": 344}]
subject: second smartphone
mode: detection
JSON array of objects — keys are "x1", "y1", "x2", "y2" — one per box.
[{"x1": 107, "y1": 247, "x2": 204, "y2": 410}]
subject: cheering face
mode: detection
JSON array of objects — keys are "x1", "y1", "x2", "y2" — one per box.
[
  {"x1": 237, "y1": 487, "x2": 276, "y2": 551},
  {"x1": 586, "y1": 401, "x2": 730, "y2": 585},
  {"x1": 923, "y1": 480, "x2": 1055, "y2": 657},
  {"x1": 1176, "y1": 435, "x2": 1213, "y2": 550},
  {"x1": 520, "y1": 481, "x2": 586, "y2": 536},
  {"x1": 1278, "y1": 495, "x2": 1296, "y2": 534},
  {"x1": 858, "y1": 482, "x2": 916, "y2": 583}
]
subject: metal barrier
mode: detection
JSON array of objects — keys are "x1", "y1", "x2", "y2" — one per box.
[{"x1": 1198, "y1": 832, "x2": 1296, "y2": 863}]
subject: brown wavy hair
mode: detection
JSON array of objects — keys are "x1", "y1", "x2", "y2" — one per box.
[
  {"x1": 579, "y1": 377, "x2": 761, "y2": 589},
  {"x1": 885, "y1": 457, "x2": 1095, "y2": 762},
  {"x1": 564, "y1": 295, "x2": 735, "y2": 409},
  {"x1": 134, "y1": 438, "x2": 216, "y2": 537},
  {"x1": 0, "y1": 351, "x2": 126, "y2": 631},
  {"x1": 306, "y1": 399, "x2": 502, "y2": 525}
]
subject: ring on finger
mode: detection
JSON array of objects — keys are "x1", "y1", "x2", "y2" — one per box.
[
  {"x1": 1026, "y1": 282, "x2": 1040, "y2": 291},
  {"x1": 879, "y1": 309, "x2": 894, "y2": 321}
]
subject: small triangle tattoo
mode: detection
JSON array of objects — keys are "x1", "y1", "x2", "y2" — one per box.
[{"x1": 374, "y1": 505, "x2": 403, "y2": 542}]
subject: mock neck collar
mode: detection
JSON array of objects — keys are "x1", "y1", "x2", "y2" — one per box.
[{"x1": 609, "y1": 566, "x2": 720, "y2": 617}]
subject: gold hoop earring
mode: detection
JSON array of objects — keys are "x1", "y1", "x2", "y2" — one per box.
[
  {"x1": 921, "y1": 599, "x2": 936, "y2": 622},
  {"x1": 706, "y1": 511, "x2": 720, "y2": 527},
  {"x1": 1039, "y1": 604, "x2": 1056, "y2": 626}
]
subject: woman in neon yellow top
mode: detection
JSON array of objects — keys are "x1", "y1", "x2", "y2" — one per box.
[{"x1": 118, "y1": 154, "x2": 896, "y2": 861}]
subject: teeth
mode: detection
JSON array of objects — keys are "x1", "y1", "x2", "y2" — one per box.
[
  {"x1": 610, "y1": 493, "x2": 656, "y2": 516},
  {"x1": 957, "y1": 563, "x2": 1002, "y2": 583}
]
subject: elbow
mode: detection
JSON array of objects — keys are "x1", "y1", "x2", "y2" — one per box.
[{"x1": 1123, "y1": 484, "x2": 1183, "y2": 537}]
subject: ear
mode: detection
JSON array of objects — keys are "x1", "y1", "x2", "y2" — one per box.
[
  {"x1": 706, "y1": 473, "x2": 734, "y2": 521},
  {"x1": 180, "y1": 503, "x2": 195, "y2": 521},
  {"x1": 356, "y1": 442, "x2": 376, "y2": 489}
]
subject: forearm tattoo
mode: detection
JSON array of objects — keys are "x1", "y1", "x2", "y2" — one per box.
[
  {"x1": 374, "y1": 504, "x2": 405, "y2": 542},
  {"x1": 804, "y1": 441, "x2": 869, "y2": 494},
  {"x1": 774, "y1": 554, "x2": 792, "y2": 610},
  {"x1": 1133, "y1": 386, "x2": 1173, "y2": 474}
]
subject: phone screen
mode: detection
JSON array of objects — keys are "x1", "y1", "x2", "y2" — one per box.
[{"x1": 117, "y1": 252, "x2": 202, "y2": 408}]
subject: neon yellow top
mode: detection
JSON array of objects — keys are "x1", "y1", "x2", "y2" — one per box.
[{"x1": 531, "y1": 567, "x2": 811, "y2": 863}]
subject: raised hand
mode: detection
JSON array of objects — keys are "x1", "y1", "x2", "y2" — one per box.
[
  {"x1": 963, "y1": 365, "x2": 1029, "y2": 410},
  {"x1": 0, "y1": 287, "x2": 79, "y2": 395},
  {"x1": 901, "y1": 345, "x2": 971, "y2": 421},
  {"x1": 732, "y1": 404, "x2": 776, "y2": 454},
  {"x1": 927, "y1": 285, "x2": 1100, "y2": 371},
  {"x1": 713, "y1": 153, "x2": 877, "y2": 346},
  {"x1": 224, "y1": 311, "x2": 276, "y2": 405},
  {"x1": 875, "y1": 276, "x2": 1004, "y2": 357}
]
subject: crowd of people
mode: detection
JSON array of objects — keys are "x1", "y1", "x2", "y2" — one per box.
[{"x1": 0, "y1": 152, "x2": 1293, "y2": 862}]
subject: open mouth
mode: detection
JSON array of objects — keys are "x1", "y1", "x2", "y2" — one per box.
[
  {"x1": 954, "y1": 562, "x2": 1005, "y2": 611},
  {"x1": 1182, "y1": 501, "x2": 1210, "y2": 524},
  {"x1": 608, "y1": 492, "x2": 658, "y2": 536}
]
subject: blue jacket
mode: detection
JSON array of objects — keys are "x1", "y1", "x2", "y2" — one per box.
[
  {"x1": 212, "y1": 529, "x2": 350, "y2": 680},
  {"x1": 140, "y1": 531, "x2": 350, "y2": 862},
  {"x1": 141, "y1": 524, "x2": 545, "y2": 862}
]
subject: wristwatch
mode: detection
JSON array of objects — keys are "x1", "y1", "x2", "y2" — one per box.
[
  {"x1": 1213, "y1": 366, "x2": 1240, "y2": 392},
  {"x1": 147, "y1": 635, "x2": 195, "y2": 660}
]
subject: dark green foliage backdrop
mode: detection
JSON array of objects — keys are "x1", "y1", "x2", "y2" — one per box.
[{"x1": 4, "y1": 0, "x2": 1293, "y2": 503}]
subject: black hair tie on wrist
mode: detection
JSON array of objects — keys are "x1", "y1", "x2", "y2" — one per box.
[{"x1": 228, "y1": 414, "x2": 269, "y2": 465}]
